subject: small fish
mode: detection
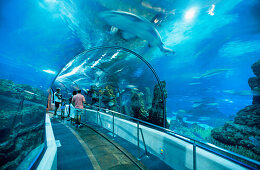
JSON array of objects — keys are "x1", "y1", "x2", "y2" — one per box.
[
  {"x1": 114, "y1": 68, "x2": 124, "y2": 73},
  {"x1": 192, "y1": 103, "x2": 201, "y2": 108},
  {"x1": 186, "y1": 115, "x2": 193, "y2": 117},
  {"x1": 126, "y1": 85, "x2": 137, "y2": 89},
  {"x1": 222, "y1": 99, "x2": 233, "y2": 103},
  {"x1": 206, "y1": 103, "x2": 219, "y2": 106},
  {"x1": 110, "y1": 26, "x2": 119, "y2": 35},
  {"x1": 198, "y1": 117, "x2": 210, "y2": 121},
  {"x1": 189, "y1": 82, "x2": 201, "y2": 85},
  {"x1": 223, "y1": 90, "x2": 235, "y2": 94},
  {"x1": 24, "y1": 90, "x2": 37, "y2": 95},
  {"x1": 223, "y1": 90, "x2": 260, "y2": 96},
  {"x1": 172, "y1": 112, "x2": 177, "y2": 115},
  {"x1": 108, "y1": 102, "x2": 115, "y2": 106},
  {"x1": 139, "y1": 92, "x2": 144, "y2": 96},
  {"x1": 178, "y1": 109, "x2": 186, "y2": 113}
]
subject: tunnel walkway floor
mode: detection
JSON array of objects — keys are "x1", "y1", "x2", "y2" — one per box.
[{"x1": 49, "y1": 113, "x2": 144, "y2": 170}]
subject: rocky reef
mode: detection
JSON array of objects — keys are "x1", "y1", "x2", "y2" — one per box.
[
  {"x1": 102, "y1": 85, "x2": 117, "y2": 111},
  {"x1": 0, "y1": 79, "x2": 47, "y2": 105},
  {"x1": 0, "y1": 79, "x2": 47, "y2": 169},
  {"x1": 248, "y1": 60, "x2": 260, "y2": 104},
  {"x1": 118, "y1": 81, "x2": 167, "y2": 127},
  {"x1": 91, "y1": 81, "x2": 167, "y2": 127},
  {"x1": 143, "y1": 87, "x2": 153, "y2": 110},
  {"x1": 89, "y1": 85, "x2": 99, "y2": 106},
  {"x1": 211, "y1": 60, "x2": 260, "y2": 156},
  {"x1": 131, "y1": 90, "x2": 149, "y2": 121},
  {"x1": 148, "y1": 81, "x2": 168, "y2": 127}
]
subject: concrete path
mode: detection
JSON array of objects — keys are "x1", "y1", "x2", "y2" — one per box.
[
  {"x1": 51, "y1": 116, "x2": 142, "y2": 170},
  {"x1": 51, "y1": 119, "x2": 94, "y2": 170}
]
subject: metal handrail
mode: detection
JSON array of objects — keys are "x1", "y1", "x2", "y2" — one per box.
[{"x1": 86, "y1": 105, "x2": 260, "y2": 169}]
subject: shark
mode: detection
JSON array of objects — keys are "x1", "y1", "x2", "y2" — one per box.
[{"x1": 99, "y1": 11, "x2": 174, "y2": 53}]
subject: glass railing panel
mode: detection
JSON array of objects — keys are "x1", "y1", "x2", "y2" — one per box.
[{"x1": 83, "y1": 107, "x2": 259, "y2": 169}]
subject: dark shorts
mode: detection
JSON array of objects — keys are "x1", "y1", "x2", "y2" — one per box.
[{"x1": 55, "y1": 102, "x2": 60, "y2": 108}]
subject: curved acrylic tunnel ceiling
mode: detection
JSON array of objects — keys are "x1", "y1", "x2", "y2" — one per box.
[{"x1": 54, "y1": 47, "x2": 160, "y2": 95}]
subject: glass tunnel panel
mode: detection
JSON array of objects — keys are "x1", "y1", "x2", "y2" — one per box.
[
  {"x1": 0, "y1": 79, "x2": 47, "y2": 169},
  {"x1": 53, "y1": 47, "x2": 166, "y2": 127}
]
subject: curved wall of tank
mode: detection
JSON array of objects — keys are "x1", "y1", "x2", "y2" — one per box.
[{"x1": 0, "y1": 0, "x2": 259, "y2": 168}]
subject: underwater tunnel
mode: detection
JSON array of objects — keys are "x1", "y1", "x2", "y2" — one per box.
[{"x1": 0, "y1": 0, "x2": 260, "y2": 169}]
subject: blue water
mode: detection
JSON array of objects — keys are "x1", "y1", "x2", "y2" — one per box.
[
  {"x1": 1, "y1": 0, "x2": 260, "y2": 123},
  {"x1": 1, "y1": 1, "x2": 260, "y2": 168}
]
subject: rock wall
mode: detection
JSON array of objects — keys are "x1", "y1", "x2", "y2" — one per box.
[
  {"x1": 211, "y1": 60, "x2": 260, "y2": 155},
  {"x1": 0, "y1": 79, "x2": 47, "y2": 169}
]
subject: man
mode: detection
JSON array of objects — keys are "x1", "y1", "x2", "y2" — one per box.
[
  {"x1": 72, "y1": 89, "x2": 86, "y2": 127},
  {"x1": 54, "y1": 88, "x2": 62, "y2": 118}
]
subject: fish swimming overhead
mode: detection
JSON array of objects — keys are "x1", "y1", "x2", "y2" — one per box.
[
  {"x1": 223, "y1": 90, "x2": 260, "y2": 96},
  {"x1": 192, "y1": 68, "x2": 232, "y2": 79},
  {"x1": 189, "y1": 82, "x2": 201, "y2": 85},
  {"x1": 99, "y1": 11, "x2": 174, "y2": 53}
]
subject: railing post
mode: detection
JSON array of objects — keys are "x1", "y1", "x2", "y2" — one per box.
[
  {"x1": 137, "y1": 121, "x2": 140, "y2": 158},
  {"x1": 193, "y1": 141, "x2": 196, "y2": 170},
  {"x1": 112, "y1": 112, "x2": 115, "y2": 138},
  {"x1": 139, "y1": 128, "x2": 148, "y2": 156},
  {"x1": 98, "y1": 94, "x2": 101, "y2": 126},
  {"x1": 96, "y1": 109, "x2": 98, "y2": 125}
]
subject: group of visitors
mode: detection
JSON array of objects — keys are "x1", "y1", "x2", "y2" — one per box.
[{"x1": 53, "y1": 88, "x2": 86, "y2": 128}]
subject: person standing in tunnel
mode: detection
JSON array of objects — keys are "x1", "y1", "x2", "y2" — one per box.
[
  {"x1": 54, "y1": 88, "x2": 62, "y2": 118},
  {"x1": 72, "y1": 89, "x2": 86, "y2": 127},
  {"x1": 68, "y1": 90, "x2": 77, "y2": 122}
]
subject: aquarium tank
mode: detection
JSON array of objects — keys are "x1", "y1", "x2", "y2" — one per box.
[{"x1": 0, "y1": 0, "x2": 259, "y2": 168}]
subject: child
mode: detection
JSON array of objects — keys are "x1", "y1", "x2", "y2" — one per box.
[{"x1": 60, "y1": 99, "x2": 66, "y2": 119}]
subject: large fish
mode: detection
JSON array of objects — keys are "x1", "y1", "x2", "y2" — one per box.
[
  {"x1": 192, "y1": 68, "x2": 232, "y2": 79},
  {"x1": 223, "y1": 90, "x2": 260, "y2": 96},
  {"x1": 99, "y1": 11, "x2": 174, "y2": 53}
]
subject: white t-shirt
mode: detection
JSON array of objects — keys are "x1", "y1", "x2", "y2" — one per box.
[{"x1": 54, "y1": 92, "x2": 61, "y2": 102}]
